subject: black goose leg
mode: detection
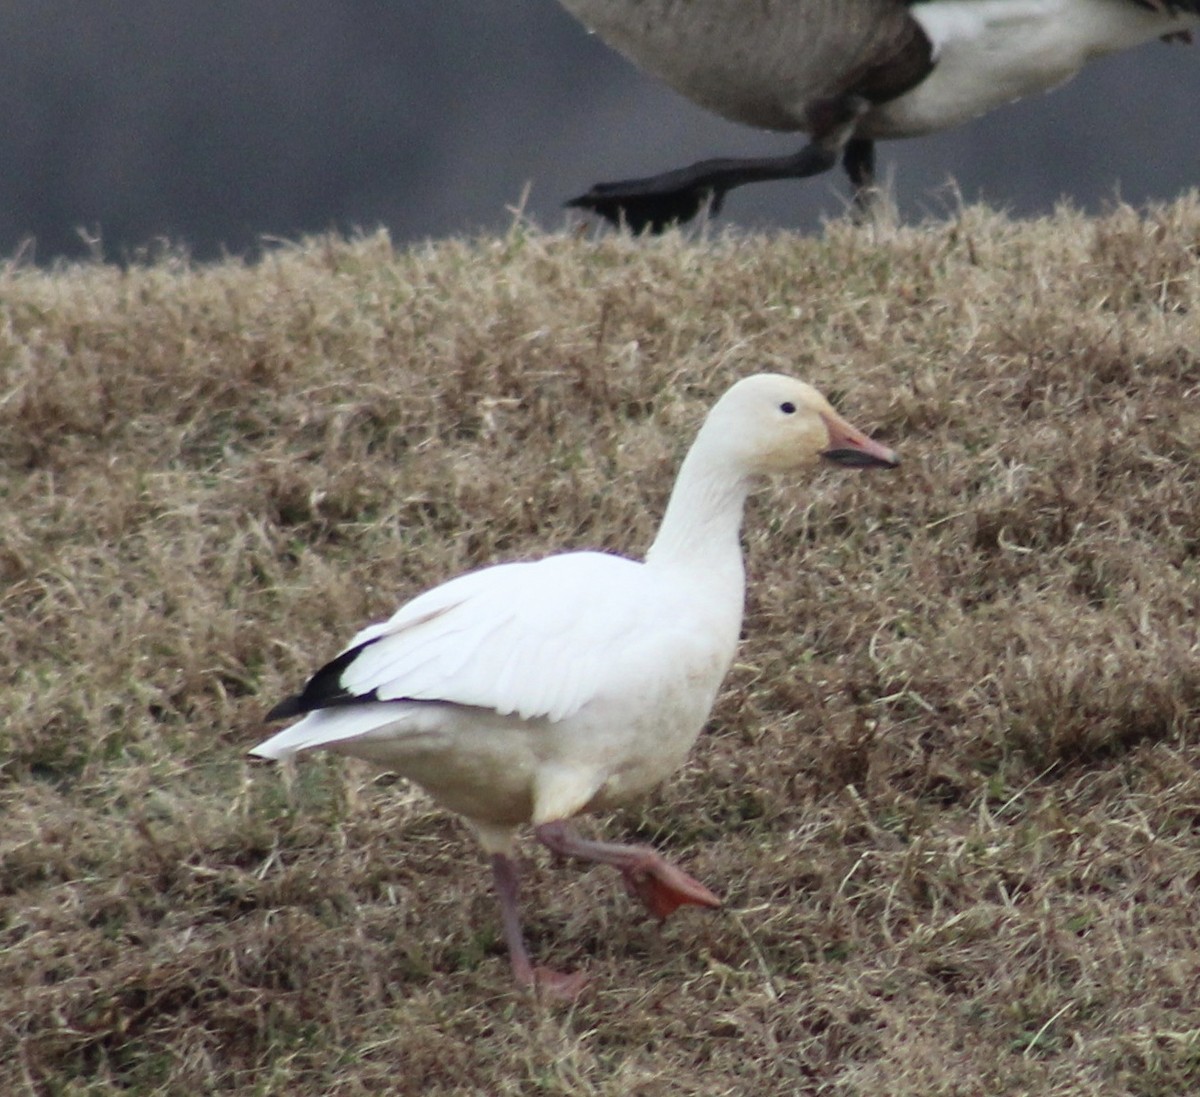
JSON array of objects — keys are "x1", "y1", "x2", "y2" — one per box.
[
  {"x1": 843, "y1": 137, "x2": 877, "y2": 216},
  {"x1": 566, "y1": 143, "x2": 838, "y2": 233},
  {"x1": 568, "y1": 96, "x2": 868, "y2": 234}
]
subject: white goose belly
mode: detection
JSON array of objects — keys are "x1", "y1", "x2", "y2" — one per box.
[
  {"x1": 865, "y1": 0, "x2": 1198, "y2": 139},
  {"x1": 330, "y1": 623, "x2": 736, "y2": 829}
]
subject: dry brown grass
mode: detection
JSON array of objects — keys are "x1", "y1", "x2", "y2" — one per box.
[{"x1": 3, "y1": 197, "x2": 1200, "y2": 1095}]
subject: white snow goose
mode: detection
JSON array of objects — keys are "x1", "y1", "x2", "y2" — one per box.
[
  {"x1": 251, "y1": 374, "x2": 898, "y2": 995},
  {"x1": 558, "y1": 0, "x2": 1200, "y2": 232}
]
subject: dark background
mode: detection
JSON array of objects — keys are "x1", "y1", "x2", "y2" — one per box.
[{"x1": 4, "y1": 1, "x2": 1198, "y2": 262}]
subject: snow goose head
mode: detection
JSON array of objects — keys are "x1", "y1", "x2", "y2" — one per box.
[{"x1": 693, "y1": 372, "x2": 898, "y2": 476}]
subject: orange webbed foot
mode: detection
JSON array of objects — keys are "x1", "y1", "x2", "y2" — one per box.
[
  {"x1": 622, "y1": 857, "x2": 722, "y2": 922},
  {"x1": 527, "y1": 965, "x2": 589, "y2": 1000}
]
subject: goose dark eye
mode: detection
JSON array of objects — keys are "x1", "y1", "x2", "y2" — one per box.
[{"x1": 779, "y1": 401, "x2": 796, "y2": 415}]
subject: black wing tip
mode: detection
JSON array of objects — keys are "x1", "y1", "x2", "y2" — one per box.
[
  {"x1": 265, "y1": 694, "x2": 309, "y2": 722},
  {"x1": 265, "y1": 638, "x2": 379, "y2": 721}
]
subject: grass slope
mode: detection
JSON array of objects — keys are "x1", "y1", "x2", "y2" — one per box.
[{"x1": 2, "y1": 200, "x2": 1200, "y2": 1095}]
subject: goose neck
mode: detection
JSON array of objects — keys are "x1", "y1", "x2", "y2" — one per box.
[{"x1": 644, "y1": 443, "x2": 752, "y2": 573}]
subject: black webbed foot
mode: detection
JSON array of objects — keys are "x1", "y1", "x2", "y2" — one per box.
[{"x1": 567, "y1": 174, "x2": 724, "y2": 233}]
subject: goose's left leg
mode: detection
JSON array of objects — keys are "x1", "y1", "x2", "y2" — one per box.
[
  {"x1": 567, "y1": 95, "x2": 870, "y2": 234},
  {"x1": 489, "y1": 853, "x2": 587, "y2": 998},
  {"x1": 535, "y1": 820, "x2": 721, "y2": 921}
]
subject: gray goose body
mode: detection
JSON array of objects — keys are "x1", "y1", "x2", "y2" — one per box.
[{"x1": 559, "y1": 0, "x2": 1200, "y2": 231}]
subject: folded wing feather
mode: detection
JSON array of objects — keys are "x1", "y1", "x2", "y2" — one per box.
[{"x1": 277, "y1": 551, "x2": 650, "y2": 728}]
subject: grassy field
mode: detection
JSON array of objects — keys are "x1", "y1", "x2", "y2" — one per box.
[{"x1": 2, "y1": 198, "x2": 1200, "y2": 1095}]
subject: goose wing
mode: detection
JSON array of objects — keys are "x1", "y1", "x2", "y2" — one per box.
[
  {"x1": 266, "y1": 552, "x2": 651, "y2": 727},
  {"x1": 838, "y1": 0, "x2": 936, "y2": 105}
]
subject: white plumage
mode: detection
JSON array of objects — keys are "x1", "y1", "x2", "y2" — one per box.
[
  {"x1": 252, "y1": 373, "x2": 898, "y2": 994},
  {"x1": 282, "y1": 553, "x2": 652, "y2": 726}
]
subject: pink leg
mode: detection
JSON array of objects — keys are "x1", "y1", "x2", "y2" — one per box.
[
  {"x1": 534, "y1": 821, "x2": 722, "y2": 922},
  {"x1": 489, "y1": 853, "x2": 587, "y2": 998}
]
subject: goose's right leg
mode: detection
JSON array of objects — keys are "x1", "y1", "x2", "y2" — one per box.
[{"x1": 535, "y1": 820, "x2": 721, "y2": 922}]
